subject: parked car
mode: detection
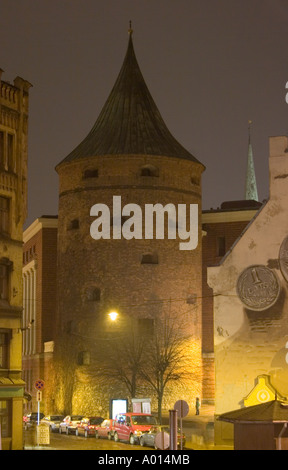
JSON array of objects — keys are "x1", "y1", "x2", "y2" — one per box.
[
  {"x1": 40, "y1": 415, "x2": 65, "y2": 432},
  {"x1": 139, "y1": 424, "x2": 186, "y2": 449},
  {"x1": 75, "y1": 417, "x2": 104, "y2": 437},
  {"x1": 113, "y1": 413, "x2": 158, "y2": 445},
  {"x1": 59, "y1": 415, "x2": 83, "y2": 434},
  {"x1": 23, "y1": 412, "x2": 45, "y2": 429},
  {"x1": 95, "y1": 419, "x2": 116, "y2": 440}
]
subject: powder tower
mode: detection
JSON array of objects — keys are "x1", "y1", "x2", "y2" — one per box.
[{"x1": 54, "y1": 30, "x2": 205, "y2": 415}]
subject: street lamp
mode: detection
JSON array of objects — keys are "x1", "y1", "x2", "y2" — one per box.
[{"x1": 108, "y1": 311, "x2": 118, "y2": 322}]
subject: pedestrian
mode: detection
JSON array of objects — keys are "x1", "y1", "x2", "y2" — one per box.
[{"x1": 195, "y1": 397, "x2": 200, "y2": 415}]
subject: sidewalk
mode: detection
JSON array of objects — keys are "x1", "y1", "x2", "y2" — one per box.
[{"x1": 162, "y1": 404, "x2": 232, "y2": 451}]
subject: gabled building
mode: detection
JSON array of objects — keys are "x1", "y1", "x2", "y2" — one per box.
[{"x1": 208, "y1": 136, "x2": 288, "y2": 446}]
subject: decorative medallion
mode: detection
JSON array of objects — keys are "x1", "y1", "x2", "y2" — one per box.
[
  {"x1": 237, "y1": 265, "x2": 280, "y2": 311},
  {"x1": 279, "y1": 236, "x2": 288, "y2": 283}
]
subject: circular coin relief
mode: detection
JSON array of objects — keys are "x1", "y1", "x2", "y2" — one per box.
[
  {"x1": 279, "y1": 236, "x2": 288, "y2": 283},
  {"x1": 237, "y1": 265, "x2": 280, "y2": 311}
]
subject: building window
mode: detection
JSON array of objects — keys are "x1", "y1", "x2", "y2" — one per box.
[
  {"x1": 0, "y1": 400, "x2": 12, "y2": 438},
  {"x1": 0, "y1": 132, "x2": 4, "y2": 169},
  {"x1": 0, "y1": 264, "x2": 9, "y2": 301},
  {"x1": 83, "y1": 169, "x2": 98, "y2": 179},
  {"x1": 0, "y1": 197, "x2": 10, "y2": 236},
  {"x1": 191, "y1": 176, "x2": 200, "y2": 186},
  {"x1": 78, "y1": 350, "x2": 90, "y2": 366},
  {"x1": 140, "y1": 165, "x2": 159, "y2": 177},
  {"x1": 7, "y1": 134, "x2": 15, "y2": 172},
  {"x1": 217, "y1": 236, "x2": 226, "y2": 257},
  {"x1": 0, "y1": 331, "x2": 9, "y2": 368},
  {"x1": 0, "y1": 130, "x2": 15, "y2": 173},
  {"x1": 67, "y1": 219, "x2": 79, "y2": 230},
  {"x1": 85, "y1": 287, "x2": 101, "y2": 302},
  {"x1": 141, "y1": 253, "x2": 159, "y2": 265}
]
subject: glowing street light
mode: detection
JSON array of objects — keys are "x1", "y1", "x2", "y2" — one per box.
[{"x1": 109, "y1": 311, "x2": 118, "y2": 322}]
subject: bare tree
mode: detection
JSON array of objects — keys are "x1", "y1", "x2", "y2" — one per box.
[
  {"x1": 140, "y1": 310, "x2": 200, "y2": 423},
  {"x1": 90, "y1": 321, "x2": 146, "y2": 400}
]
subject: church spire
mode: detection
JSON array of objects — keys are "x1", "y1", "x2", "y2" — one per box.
[{"x1": 245, "y1": 121, "x2": 258, "y2": 201}]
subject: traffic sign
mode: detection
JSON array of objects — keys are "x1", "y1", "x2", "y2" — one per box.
[
  {"x1": 36, "y1": 390, "x2": 42, "y2": 402},
  {"x1": 155, "y1": 431, "x2": 170, "y2": 450},
  {"x1": 174, "y1": 399, "x2": 189, "y2": 418},
  {"x1": 35, "y1": 379, "x2": 45, "y2": 391}
]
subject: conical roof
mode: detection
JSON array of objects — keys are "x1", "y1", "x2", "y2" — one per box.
[{"x1": 58, "y1": 31, "x2": 202, "y2": 166}]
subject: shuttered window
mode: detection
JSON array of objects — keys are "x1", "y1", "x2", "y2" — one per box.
[{"x1": 0, "y1": 197, "x2": 9, "y2": 235}]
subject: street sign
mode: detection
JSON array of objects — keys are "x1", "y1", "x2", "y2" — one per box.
[
  {"x1": 36, "y1": 390, "x2": 42, "y2": 402},
  {"x1": 37, "y1": 423, "x2": 50, "y2": 446},
  {"x1": 155, "y1": 431, "x2": 170, "y2": 450},
  {"x1": 34, "y1": 379, "x2": 45, "y2": 391},
  {"x1": 174, "y1": 399, "x2": 189, "y2": 418}
]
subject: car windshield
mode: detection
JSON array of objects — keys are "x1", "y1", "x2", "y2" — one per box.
[
  {"x1": 50, "y1": 416, "x2": 63, "y2": 421},
  {"x1": 90, "y1": 418, "x2": 103, "y2": 425},
  {"x1": 71, "y1": 416, "x2": 82, "y2": 421},
  {"x1": 151, "y1": 426, "x2": 169, "y2": 433},
  {"x1": 131, "y1": 415, "x2": 157, "y2": 425}
]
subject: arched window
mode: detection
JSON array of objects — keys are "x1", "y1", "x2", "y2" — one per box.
[
  {"x1": 83, "y1": 169, "x2": 98, "y2": 179},
  {"x1": 140, "y1": 165, "x2": 159, "y2": 177},
  {"x1": 67, "y1": 219, "x2": 79, "y2": 230},
  {"x1": 191, "y1": 176, "x2": 200, "y2": 186}
]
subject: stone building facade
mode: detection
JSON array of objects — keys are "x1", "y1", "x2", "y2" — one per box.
[
  {"x1": 208, "y1": 136, "x2": 288, "y2": 445},
  {"x1": 53, "y1": 31, "x2": 206, "y2": 416},
  {"x1": 0, "y1": 70, "x2": 31, "y2": 449},
  {"x1": 22, "y1": 216, "x2": 58, "y2": 415},
  {"x1": 22, "y1": 202, "x2": 261, "y2": 416}
]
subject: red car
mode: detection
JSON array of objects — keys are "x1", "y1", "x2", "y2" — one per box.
[
  {"x1": 75, "y1": 417, "x2": 104, "y2": 437},
  {"x1": 95, "y1": 419, "x2": 116, "y2": 440},
  {"x1": 114, "y1": 412, "x2": 158, "y2": 445}
]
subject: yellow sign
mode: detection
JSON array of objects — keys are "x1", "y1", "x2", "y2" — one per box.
[
  {"x1": 36, "y1": 424, "x2": 50, "y2": 446},
  {"x1": 244, "y1": 375, "x2": 277, "y2": 407}
]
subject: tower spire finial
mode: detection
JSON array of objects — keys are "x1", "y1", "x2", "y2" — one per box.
[
  {"x1": 248, "y1": 120, "x2": 252, "y2": 144},
  {"x1": 128, "y1": 20, "x2": 133, "y2": 36}
]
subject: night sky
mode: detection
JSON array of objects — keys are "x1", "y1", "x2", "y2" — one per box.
[{"x1": 1, "y1": 0, "x2": 288, "y2": 227}]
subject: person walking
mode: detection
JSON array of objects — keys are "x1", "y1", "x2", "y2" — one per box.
[{"x1": 195, "y1": 397, "x2": 200, "y2": 415}]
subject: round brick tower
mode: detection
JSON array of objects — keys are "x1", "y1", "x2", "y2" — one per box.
[{"x1": 54, "y1": 30, "x2": 205, "y2": 416}]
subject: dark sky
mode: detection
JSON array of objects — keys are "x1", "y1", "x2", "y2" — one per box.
[{"x1": 1, "y1": 0, "x2": 288, "y2": 227}]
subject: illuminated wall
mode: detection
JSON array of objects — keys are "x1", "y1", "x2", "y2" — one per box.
[{"x1": 208, "y1": 136, "x2": 288, "y2": 444}]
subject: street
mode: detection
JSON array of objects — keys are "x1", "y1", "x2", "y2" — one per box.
[
  {"x1": 24, "y1": 428, "x2": 151, "y2": 451},
  {"x1": 23, "y1": 406, "x2": 216, "y2": 451}
]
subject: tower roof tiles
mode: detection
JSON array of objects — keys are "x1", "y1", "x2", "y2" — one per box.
[{"x1": 58, "y1": 31, "x2": 202, "y2": 166}]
